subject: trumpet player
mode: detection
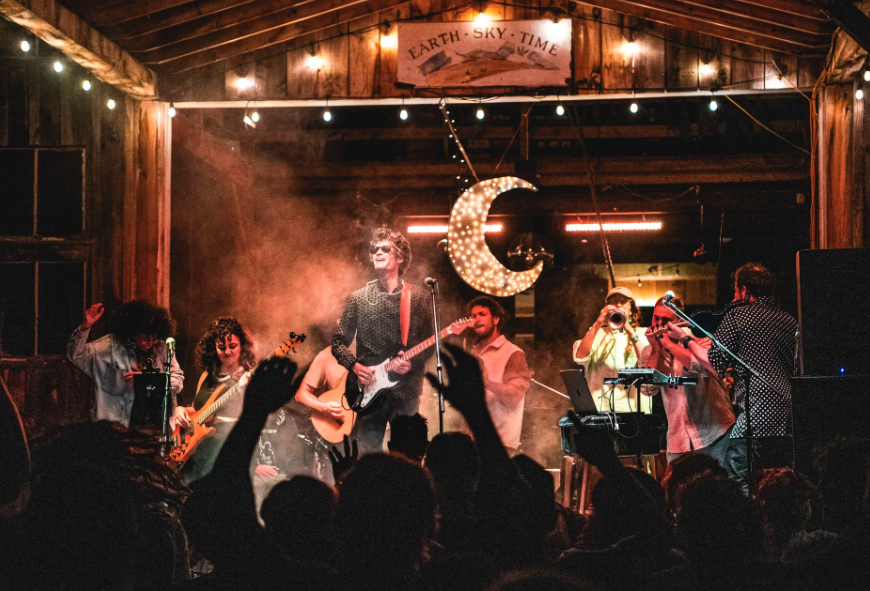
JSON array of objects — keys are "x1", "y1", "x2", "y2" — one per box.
[{"x1": 573, "y1": 287, "x2": 650, "y2": 413}]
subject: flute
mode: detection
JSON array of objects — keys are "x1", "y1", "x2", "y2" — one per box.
[{"x1": 648, "y1": 320, "x2": 689, "y2": 337}]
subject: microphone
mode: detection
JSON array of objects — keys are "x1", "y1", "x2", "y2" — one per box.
[
  {"x1": 664, "y1": 291, "x2": 676, "y2": 303},
  {"x1": 165, "y1": 337, "x2": 176, "y2": 365},
  {"x1": 424, "y1": 277, "x2": 437, "y2": 286}
]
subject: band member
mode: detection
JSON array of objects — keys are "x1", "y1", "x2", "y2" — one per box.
[
  {"x1": 175, "y1": 317, "x2": 257, "y2": 484},
  {"x1": 332, "y1": 228, "x2": 434, "y2": 455},
  {"x1": 572, "y1": 287, "x2": 649, "y2": 413},
  {"x1": 671, "y1": 263, "x2": 798, "y2": 490},
  {"x1": 295, "y1": 345, "x2": 348, "y2": 421},
  {"x1": 461, "y1": 296, "x2": 531, "y2": 454},
  {"x1": 67, "y1": 300, "x2": 183, "y2": 427},
  {"x1": 640, "y1": 294, "x2": 735, "y2": 465}
]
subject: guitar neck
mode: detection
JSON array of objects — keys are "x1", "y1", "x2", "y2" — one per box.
[
  {"x1": 400, "y1": 326, "x2": 454, "y2": 362},
  {"x1": 198, "y1": 380, "x2": 242, "y2": 424}
]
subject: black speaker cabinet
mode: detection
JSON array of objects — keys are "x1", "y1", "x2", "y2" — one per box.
[{"x1": 796, "y1": 249, "x2": 870, "y2": 376}]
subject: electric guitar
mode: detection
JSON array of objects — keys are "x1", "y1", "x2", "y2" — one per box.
[
  {"x1": 346, "y1": 317, "x2": 473, "y2": 412},
  {"x1": 168, "y1": 332, "x2": 306, "y2": 466}
]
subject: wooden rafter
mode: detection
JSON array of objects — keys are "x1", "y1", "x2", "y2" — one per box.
[
  {"x1": 82, "y1": 0, "x2": 201, "y2": 28},
  {"x1": 155, "y1": 0, "x2": 413, "y2": 73},
  {"x1": 739, "y1": 0, "x2": 826, "y2": 19},
  {"x1": 0, "y1": 0, "x2": 157, "y2": 98},
  {"x1": 681, "y1": 0, "x2": 833, "y2": 35},
  {"x1": 572, "y1": 0, "x2": 829, "y2": 53},
  {"x1": 125, "y1": 0, "x2": 353, "y2": 54},
  {"x1": 102, "y1": 0, "x2": 260, "y2": 40}
]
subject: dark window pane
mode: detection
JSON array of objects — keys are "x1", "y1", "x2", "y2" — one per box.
[
  {"x1": 38, "y1": 262, "x2": 84, "y2": 355},
  {"x1": 0, "y1": 150, "x2": 35, "y2": 236},
  {"x1": 0, "y1": 263, "x2": 35, "y2": 356},
  {"x1": 37, "y1": 150, "x2": 83, "y2": 237}
]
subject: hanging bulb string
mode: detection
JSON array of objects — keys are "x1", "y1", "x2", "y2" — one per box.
[
  {"x1": 722, "y1": 95, "x2": 810, "y2": 155},
  {"x1": 439, "y1": 102, "x2": 479, "y2": 183},
  {"x1": 490, "y1": 103, "x2": 534, "y2": 179}
]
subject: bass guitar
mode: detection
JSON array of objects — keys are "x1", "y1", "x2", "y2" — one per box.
[
  {"x1": 346, "y1": 317, "x2": 473, "y2": 412},
  {"x1": 168, "y1": 332, "x2": 306, "y2": 466}
]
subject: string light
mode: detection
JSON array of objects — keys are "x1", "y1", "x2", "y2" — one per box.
[
  {"x1": 857, "y1": 88, "x2": 865, "y2": 100},
  {"x1": 251, "y1": 111, "x2": 260, "y2": 122},
  {"x1": 380, "y1": 33, "x2": 398, "y2": 49},
  {"x1": 323, "y1": 109, "x2": 332, "y2": 122},
  {"x1": 629, "y1": 102, "x2": 638, "y2": 114},
  {"x1": 306, "y1": 55, "x2": 323, "y2": 70},
  {"x1": 709, "y1": 99, "x2": 718, "y2": 111},
  {"x1": 168, "y1": 103, "x2": 176, "y2": 117},
  {"x1": 53, "y1": 61, "x2": 63, "y2": 73},
  {"x1": 400, "y1": 108, "x2": 409, "y2": 120},
  {"x1": 865, "y1": 70, "x2": 870, "y2": 82},
  {"x1": 699, "y1": 63, "x2": 714, "y2": 77},
  {"x1": 234, "y1": 77, "x2": 254, "y2": 90},
  {"x1": 20, "y1": 40, "x2": 30, "y2": 52},
  {"x1": 475, "y1": 11, "x2": 489, "y2": 22},
  {"x1": 556, "y1": 104, "x2": 565, "y2": 116},
  {"x1": 107, "y1": 99, "x2": 116, "y2": 110},
  {"x1": 476, "y1": 108, "x2": 485, "y2": 120},
  {"x1": 622, "y1": 41, "x2": 638, "y2": 57},
  {"x1": 82, "y1": 79, "x2": 91, "y2": 91},
  {"x1": 637, "y1": 276, "x2": 643, "y2": 287}
]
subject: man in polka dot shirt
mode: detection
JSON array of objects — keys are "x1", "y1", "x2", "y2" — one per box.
[{"x1": 673, "y1": 263, "x2": 798, "y2": 492}]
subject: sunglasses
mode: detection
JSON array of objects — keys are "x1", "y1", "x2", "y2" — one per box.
[{"x1": 369, "y1": 244, "x2": 395, "y2": 255}]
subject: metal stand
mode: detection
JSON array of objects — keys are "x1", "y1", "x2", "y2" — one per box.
[
  {"x1": 160, "y1": 342, "x2": 176, "y2": 458},
  {"x1": 662, "y1": 299, "x2": 782, "y2": 495},
  {"x1": 428, "y1": 281, "x2": 445, "y2": 433}
]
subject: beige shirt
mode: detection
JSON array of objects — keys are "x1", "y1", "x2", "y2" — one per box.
[
  {"x1": 462, "y1": 335, "x2": 531, "y2": 449},
  {"x1": 572, "y1": 328, "x2": 651, "y2": 413}
]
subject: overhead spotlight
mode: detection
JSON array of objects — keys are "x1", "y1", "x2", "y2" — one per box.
[
  {"x1": 306, "y1": 55, "x2": 323, "y2": 70},
  {"x1": 622, "y1": 41, "x2": 638, "y2": 57},
  {"x1": 556, "y1": 104, "x2": 565, "y2": 116},
  {"x1": 864, "y1": 70, "x2": 870, "y2": 82},
  {"x1": 107, "y1": 99, "x2": 116, "y2": 110},
  {"x1": 323, "y1": 109, "x2": 332, "y2": 122},
  {"x1": 20, "y1": 40, "x2": 31, "y2": 52},
  {"x1": 380, "y1": 34, "x2": 398, "y2": 49},
  {"x1": 53, "y1": 61, "x2": 63, "y2": 73},
  {"x1": 168, "y1": 103, "x2": 176, "y2": 117},
  {"x1": 475, "y1": 11, "x2": 489, "y2": 22},
  {"x1": 857, "y1": 88, "x2": 865, "y2": 100},
  {"x1": 476, "y1": 108, "x2": 485, "y2": 120},
  {"x1": 234, "y1": 77, "x2": 255, "y2": 90},
  {"x1": 629, "y1": 102, "x2": 638, "y2": 114},
  {"x1": 251, "y1": 111, "x2": 260, "y2": 122},
  {"x1": 699, "y1": 63, "x2": 714, "y2": 77},
  {"x1": 709, "y1": 99, "x2": 718, "y2": 112},
  {"x1": 400, "y1": 108, "x2": 409, "y2": 121},
  {"x1": 82, "y1": 79, "x2": 91, "y2": 91}
]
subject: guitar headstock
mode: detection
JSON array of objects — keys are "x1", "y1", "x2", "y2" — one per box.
[
  {"x1": 274, "y1": 332, "x2": 307, "y2": 357},
  {"x1": 447, "y1": 317, "x2": 474, "y2": 335}
]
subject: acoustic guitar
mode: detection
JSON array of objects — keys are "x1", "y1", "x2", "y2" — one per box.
[
  {"x1": 310, "y1": 372, "x2": 355, "y2": 443},
  {"x1": 168, "y1": 332, "x2": 306, "y2": 466}
]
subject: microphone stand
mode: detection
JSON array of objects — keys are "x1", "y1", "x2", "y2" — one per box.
[
  {"x1": 428, "y1": 281, "x2": 446, "y2": 433},
  {"x1": 663, "y1": 299, "x2": 784, "y2": 496},
  {"x1": 160, "y1": 342, "x2": 175, "y2": 458}
]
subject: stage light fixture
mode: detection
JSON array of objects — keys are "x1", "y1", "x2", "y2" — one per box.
[
  {"x1": 107, "y1": 99, "x2": 116, "y2": 110},
  {"x1": 556, "y1": 104, "x2": 565, "y2": 116},
  {"x1": 168, "y1": 104, "x2": 176, "y2": 117},
  {"x1": 82, "y1": 79, "x2": 91, "y2": 91},
  {"x1": 709, "y1": 99, "x2": 718, "y2": 112},
  {"x1": 476, "y1": 108, "x2": 485, "y2": 120},
  {"x1": 53, "y1": 61, "x2": 63, "y2": 73},
  {"x1": 565, "y1": 222, "x2": 662, "y2": 232},
  {"x1": 20, "y1": 40, "x2": 30, "y2": 52},
  {"x1": 408, "y1": 224, "x2": 502, "y2": 234},
  {"x1": 629, "y1": 102, "x2": 638, "y2": 114}
]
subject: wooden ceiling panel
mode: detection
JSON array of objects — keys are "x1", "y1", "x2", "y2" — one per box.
[
  {"x1": 101, "y1": 0, "x2": 259, "y2": 40},
  {"x1": 81, "y1": 0, "x2": 200, "y2": 27},
  {"x1": 682, "y1": 0, "x2": 833, "y2": 35}
]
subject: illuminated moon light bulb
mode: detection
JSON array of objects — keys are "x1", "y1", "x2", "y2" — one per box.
[
  {"x1": 476, "y1": 108, "x2": 485, "y2": 120},
  {"x1": 53, "y1": 61, "x2": 63, "y2": 72},
  {"x1": 629, "y1": 102, "x2": 638, "y2": 114},
  {"x1": 82, "y1": 79, "x2": 91, "y2": 91},
  {"x1": 556, "y1": 104, "x2": 565, "y2": 116}
]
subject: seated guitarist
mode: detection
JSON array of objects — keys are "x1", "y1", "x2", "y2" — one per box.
[
  {"x1": 332, "y1": 228, "x2": 434, "y2": 455},
  {"x1": 174, "y1": 317, "x2": 257, "y2": 484}
]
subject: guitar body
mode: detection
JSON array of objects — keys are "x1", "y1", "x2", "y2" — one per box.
[
  {"x1": 310, "y1": 372, "x2": 356, "y2": 443},
  {"x1": 168, "y1": 381, "x2": 229, "y2": 466}
]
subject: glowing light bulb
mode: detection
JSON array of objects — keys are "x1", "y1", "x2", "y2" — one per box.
[
  {"x1": 699, "y1": 63, "x2": 714, "y2": 76},
  {"x1": 400, "y1": 108, "x2": 408, "y2": 121},
  {"x1": 857, "y1": 89, "x2": 865, "y2": 100},
  {"x1": 629, "y1": 102, "x2": 638, "y2": 114},
  {"x1": 865, "y1": 70, "x2": 870, "y2": 82},
  {"x1": 323, "y1": 110, "x2": 332, "y2": 122},
  {"x1": 556, "y1": 104, "x2": 565, "y2": 116},
  {"x1": 475, "y1": 11, "x2": 489, "y2": 22},
  {"x1": 381, "y1": 34, "x2": 398, "y2": 49},
  {"x1": 307, "y1": 55, "x2": 323, "y2": 70},
  {"x1": 107, "y1": 99, "x2": 116, "y2": 110},
  {"x1": 53, "y1": 61, "x2": 63, "y2": 73},
  {"x1": 234, "y1": 77, "x2": 254, "y2": 90},
  {"x1": 251, "y1": 111, "x2": 260, "y2": 122},
  {"x1": 476, "y1": 108, "x2": 485, "y2": 120},
  {"x1": 623, "y1": 41, "x2": 638, "y2": 57},
  {"x1": 168, "y1": 105, "x2": 176, "y2": 117},
  {"x1": 20, "y1": 40, "x2": 30, "y2": 52},
  {"x1": 709, "y1": 99, "x2": 718, "y2": 111},
  {"x1": 82, "y1": 79, "x2": 91, "y2": 91}
]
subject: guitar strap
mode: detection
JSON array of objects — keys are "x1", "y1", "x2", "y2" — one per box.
[{"x1": 400, "y1": 284, "x2": 412, "y2": 347}]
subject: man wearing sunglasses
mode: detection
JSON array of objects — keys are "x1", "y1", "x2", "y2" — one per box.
[{"x1": 332, "y1": 228, "x2": 434, "y2": 454}]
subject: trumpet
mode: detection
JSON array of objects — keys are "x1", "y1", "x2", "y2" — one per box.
[
  {"x1": 606, "y1": 308, "x2": 627, "y2": 331},
  {"x1": 648, "y1": 321, "x2": 689, "y2": 338}
]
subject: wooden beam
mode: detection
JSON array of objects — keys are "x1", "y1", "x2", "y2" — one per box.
[
  {"x1": 685, "y1": 0, "x2": 834, "y2": 35},
  {"x1": 122, "y1": 0, "x2": 325, "y2": 52},
  {"x1": 573, "y1": 0, "x2": 828, "y2": 54},
  {"x1": 811, "y1": 0, "x2": 870, "y2": 54},
  {"x1": 82, "y1": 0, "x2": 203, "y2": 28},
  {"x1": 0, "y1": 0, "x2": 157, "y2": 99},
  {"x1": 739, "y1": 0, "x2": 827, "y2": 20},
  {"x1": 149, "y1": 0, "x2": 414, "y2": 72},
  {"x1": 103, "y1": 0, "x2": 260, "y2": 40}
]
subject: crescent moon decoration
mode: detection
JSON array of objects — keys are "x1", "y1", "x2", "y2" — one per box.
[{"x1": 447, "y1": 176, "x2": 542, "y2": 297}]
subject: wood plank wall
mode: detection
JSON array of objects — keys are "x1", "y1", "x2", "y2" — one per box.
[
  {"x1": 0, "y1": 18, "x2": 170, "y2": 439},
  {"x1": 162, "y1": 0, "x2": 824, "y2": 102}
]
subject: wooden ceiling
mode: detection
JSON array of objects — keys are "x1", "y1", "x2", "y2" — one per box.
[{"x1": 51, "y1": 0, "x2": 833, "y2": 77}]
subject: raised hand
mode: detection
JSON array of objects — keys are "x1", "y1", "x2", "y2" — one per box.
[
  {"x1": 426, "y1": 343, "x2": 487, "y2": 419},
  {"x1": 242, "y1": 356, "x2": 298, "y2": 418},
  {"x1": 328, "y1": 435, "x2": 358, "y2": 484},
  {"x1": 82, "y1": 303, "x2": 104, "y2": 330}
]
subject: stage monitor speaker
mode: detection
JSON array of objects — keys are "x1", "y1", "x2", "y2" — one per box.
[
  {"x1": 796, "y1": 248, "x2": 870, "y2": 376},
  {"x1": 791, "y1": 375, "x2": 870, "y2": 477}
]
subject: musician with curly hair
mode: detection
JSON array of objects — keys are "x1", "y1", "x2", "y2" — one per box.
[{"x1": 67, "y1": 300, "x2": 184, "y2": 427}]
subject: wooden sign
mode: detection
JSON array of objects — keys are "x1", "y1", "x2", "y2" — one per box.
[{"x1": 398, "y1": 20, "x2": 572, "y2": 88}]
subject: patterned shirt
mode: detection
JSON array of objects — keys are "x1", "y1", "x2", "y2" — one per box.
[
  {"x1": 708, "y1": 297, "x2": 798, "y2": 438},
  {"x1": 332, "y1": 280, "x2": 434, "y2": 401}
]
